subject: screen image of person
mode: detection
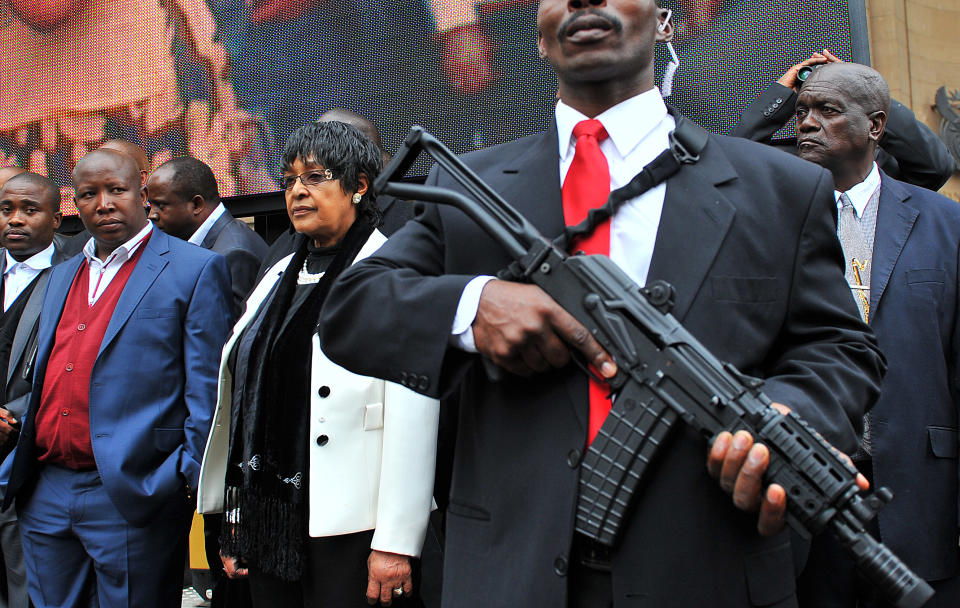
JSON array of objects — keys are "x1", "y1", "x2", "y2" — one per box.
[{"x1": 197, "y1": 121, "x2": 440, "y2": 607}]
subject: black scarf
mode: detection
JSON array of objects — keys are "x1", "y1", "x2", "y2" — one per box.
[{"x1": 220, "y1": 220, "x2": 374, "y2": 580}]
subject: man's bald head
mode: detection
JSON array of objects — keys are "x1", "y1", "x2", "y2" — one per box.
[
  {"x1": 802, "y1": 62, "x2": 891, "y2": 117},
  {"x1": 0, "y1": 166, "x2": 27, "y2": 190},
  {"x1": 1, "y1": 172, "x2": 60, "y2": 213},
  {"x1": 318, "y1": 109, "x2": 384, "y2": 151},
  {"x1": 73, "y1": 148, "x2": 142, "y2": 189},
  {"x1": 99, "y1": 139, "x2": 150, "y2": 173}
]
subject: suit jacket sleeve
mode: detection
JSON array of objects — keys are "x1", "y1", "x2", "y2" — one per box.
[
  {"x1": 730, "y1": 82, "x2": 797, "y2": 142},
  {"x1": 322, "y1": 181, "x2": 477, "y2": 400},
  {"x1": 221, "y1": 246, "x2": 263, "y2": 319},
  {"x1": 370, "y1": 381, "x2": 440, "y2": 557},
  {"x1": 877, "y1": 99, "x2": 956, "y2": 191},
  {"x1": 760, "y1": 168, "x2": 885, "y2": 454},
  {"x1": 180, "y1": 253, "x2": 233, "y2": 490}
]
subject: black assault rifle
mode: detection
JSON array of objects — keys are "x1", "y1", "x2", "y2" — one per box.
[{"x1": 374, "y1": 126, "x2": 934, "y2": 608}]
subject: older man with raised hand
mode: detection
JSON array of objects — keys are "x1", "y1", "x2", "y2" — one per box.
[
  {"x1": 790, "y1": 62, "x2": 960, "y2": 608},
  {"x1": 0, "y1": 149, "x2": 232, "y2": 608},
  {"x1": 147, "y1": 156, "x2": 268, "y2": 319},
  {"x1": 319, "y1": 0, "x2": 884, "y2": 606}
]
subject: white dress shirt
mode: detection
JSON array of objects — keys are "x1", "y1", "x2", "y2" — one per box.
[
  {"x1": 452, "y1": 89, "x2": 675, "y2": 351},
  {"x1": 187, "y1": 202, "x2": 227, "y2": 246},
  {"x1": 81, "y1": 222, "x2": 153, "y2": 305},
  {"x1": 834, "y1": 162, "x2": 881, "y2": 218},
  {"x1": 3, "y1": 243, "x2": 56, "y2": 312}
]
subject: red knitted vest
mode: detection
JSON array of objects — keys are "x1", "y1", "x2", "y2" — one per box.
[{"x1": 35, "y1": 237, "x2": 148, "y2": 469}]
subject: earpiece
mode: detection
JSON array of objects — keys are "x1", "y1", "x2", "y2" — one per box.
[{"x1": 658, "y1": 9, "x2": 672, "y2": 33}]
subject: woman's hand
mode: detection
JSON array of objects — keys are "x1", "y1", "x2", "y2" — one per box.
[
  {"x1": 220, "y1": 552, "x2": 248, "y2": 579},
  {"x1": 366, "y1": 550, "x2": 413, "y2": 606}
]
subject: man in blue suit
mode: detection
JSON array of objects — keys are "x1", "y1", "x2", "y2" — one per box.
[
  {"x1": 0, "y1": 149, "x2": 233, "y2": 608},
  {"x1": 791, "y1": 63, "x2": 959, "y2": 607}
]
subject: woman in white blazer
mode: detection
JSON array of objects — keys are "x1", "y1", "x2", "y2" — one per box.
[{"x1": 197, "y1": 121, "x2": 439, "y2": 607}]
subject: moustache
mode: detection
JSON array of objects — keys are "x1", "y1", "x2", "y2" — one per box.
[{"x1": 557, "y1": 8, "x2": 624, "y2": 41}]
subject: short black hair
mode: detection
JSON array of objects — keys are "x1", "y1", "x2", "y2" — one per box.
[
  {"x1": 2, "y1": 172, "x2": 60, "y2": 213},
  {"x1": 155, "y1": 157, "x2": 221, "y2": 205},
  {"x1": 281, "y1": 121, "x2": 383, "y2": 228}
]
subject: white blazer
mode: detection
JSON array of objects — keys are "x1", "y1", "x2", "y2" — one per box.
[{"x1": 198, "y1": 230, "x2": 440, "y2": 557}]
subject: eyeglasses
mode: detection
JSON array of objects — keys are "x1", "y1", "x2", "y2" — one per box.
[{"x1": 282, "y1": 168, "x2": 335, "y2": 191}]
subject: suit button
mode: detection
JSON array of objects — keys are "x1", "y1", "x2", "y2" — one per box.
[
  {"x1": 567, "y1": 449, "x2": 581, "y2": 468},
  {"x1": 763, "y1": 110, "x2": 771, "y2": 117},
  {"x1": 418, "y1": 375, "x2": 429, "y2": 391},
  {"x1": 775, "y1": 97, "x2": 783, "y2": 103},
  {"x1": 318, "y1": 386, "x2": 330, "y2": 398},
  {"x1": 77, "y1": 323, "x2": 86, "y2": 331},
  {"x1": 554, "y1": 555, "x2": 568, "y2": 577},
  {"x1": 65, "y1": 363, "x2": 74, "y2": 372},
  {"x1": 399, "y1": 372, "x2": 408, "y2": 386},
  {"x1": 316, "y1": 435, "x2": 329, "y2": 447},
  {"x1": 61, "y1": 409, "x2": 69, "y2": 416}
]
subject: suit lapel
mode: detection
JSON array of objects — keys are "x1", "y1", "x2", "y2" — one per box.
[
  {"x1": 98, "y1": 230, "x2": 170, "y2": 357},
  {"x1": 870, "y1": 173, "x2": 917, "y2": 313},
  {"x1": 647, "y1": 137, "x2": 737, "y2": 321},
  {"x1": 201, "y1": 211, "x2": 232, "y2": 250},
  {"x1": 6, "y1": 269, "x2": 51, "y2": 385}
]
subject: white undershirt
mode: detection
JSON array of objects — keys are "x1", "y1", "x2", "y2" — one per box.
[
  {"x1": 188, "y1": 203, "x2": 227, "y2": 246},
  {"x1": 3, "y1": 243, "x2": 55, "y2": 312},
  {"x1": 834, "y1": 162, "x2": 881, "y2": 218},
  {"x1": 451, "y1": 89, "x2": 675, "y2": 351},
  {"x1": 81, "y1": 222, "x2": 153, "y2": 305}
]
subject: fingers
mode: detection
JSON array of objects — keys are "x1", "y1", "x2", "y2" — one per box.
[
  {"x1": 219, "y1": 554, "x2": 248, "y2": 579},
  {"x1": 719, "y1": 431, "x2": 754, "y2": 493},
  {"x1": 732, "y1": 444, "x2": 768, "y2": 511},
  {"x1": 549, "y1": 306, "x2": 616, "y2": 379},
  {"x1": 706, "y1": 431, "x2": 731, "y2": 479},
  {"x1": 758, "y1": 484, "x2": 788, "y2": 536},
  {"x1": 821, "y1": 48, "x2": 842, "y2": 62},
  {"x1": 379, "y1": 579, "x2": 394, "y2": 606},
  {"x1": 474, "y1": 282, "x2": 614, "y2": 378},
  {"x1": 366, "y1": 577, "x2": 380, "y2": 606}
]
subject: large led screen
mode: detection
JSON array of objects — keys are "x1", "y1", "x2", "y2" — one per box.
[{"x1": 0, "y1": 0, "x2": 862, "y2": 214}]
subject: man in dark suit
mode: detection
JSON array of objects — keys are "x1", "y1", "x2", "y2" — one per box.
[
  {"x1": 731, "y1": 50, "x2": 956, "y2": 192},
  {"x1": 146, "y1": 156, "x2": 268, "y2": 318},
  {"x1": 319, "y1": 1, "x2": 884, "y2": 606},
  {"x1": 0, "y1": 171, "x2": 68, "y2": 608},
  {"x1": 0, "y1": 149, "x2": 233, "y2": 608},
  {"x1": 788, "y1": 62, "x2": 959, "y2": 608}
]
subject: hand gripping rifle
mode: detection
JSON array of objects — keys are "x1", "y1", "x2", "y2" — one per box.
[{"x1": 374, "y1": 126, "x2": 934, "y2": 608}]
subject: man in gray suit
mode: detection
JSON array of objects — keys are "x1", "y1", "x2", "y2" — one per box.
[
  {"x1": 146, "y1": 157, "x2": 268, "y2": 319},
  {"x1": 0, "y1": 171, "x2": 69, "y2": 608}
]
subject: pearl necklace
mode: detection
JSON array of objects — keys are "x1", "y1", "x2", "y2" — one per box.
[{"x1": 297, "y1": 259, "x2": 325, "y2": 284}]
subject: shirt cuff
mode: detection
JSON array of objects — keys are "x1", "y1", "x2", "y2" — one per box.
[{"x1": 450, "y1": 275, "x2": 496, "y2": 353}]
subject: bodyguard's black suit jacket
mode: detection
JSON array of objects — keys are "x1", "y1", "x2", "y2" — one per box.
[
  {"x1": 320, "y1": 122, "x2": 885, "y2": 607},
  {"x1": 731, "y1": 82, "x2": 956, "y2": 191},
  {"x1": 859, "y1": 173, "x2": 960, "y2": 581},
  {"x1": 199, "y1": 210, "x2": 268, "y2": 318}
]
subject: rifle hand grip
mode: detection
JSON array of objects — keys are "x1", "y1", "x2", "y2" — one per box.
[{"x1": 838, "y1": 525, "x2": 935, "y2": 608}]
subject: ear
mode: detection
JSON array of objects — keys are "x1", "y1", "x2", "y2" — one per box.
[
  {"x1": 537, "y1": 29, "x2": 547, "y2": 59},
  {"x1": 867, "y1": 110, "x2": 887, "y2": 144},
  {"x1": 191, "y1": 194, "x2": 207, "y2": 215},
  {"x1": 51, "y1": 211, "x2": 62, "y2": 230},
  {"x1": 356, "y1": 174, "x2": 369, "y2": 197},
  {"x1": 656, "y1": 8, "x2": 674, "y2": 43}
]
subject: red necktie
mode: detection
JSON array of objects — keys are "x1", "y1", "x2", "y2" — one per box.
[{"x1": 561, "y1": 119, "x2": 611, "y2": 444}]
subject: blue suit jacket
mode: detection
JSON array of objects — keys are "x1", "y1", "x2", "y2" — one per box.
[
  {"x1": 868, "y1": 173, "x2": 960, "y2": 580},
  {"x1": 1, "y1": 229, "x2": 232, "y2": 527}
]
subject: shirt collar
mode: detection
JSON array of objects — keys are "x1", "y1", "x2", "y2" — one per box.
[
  {"x1": 556, "y1": 88, "x2": 669, "y2": 161},
  {"x1": 188, "y1": 203, "x2": 227, "y2": 246},
  {"x1": 4, "y1": 242, "x2": 56, "y2": 275},
  {"x1": 835, "y1": 162, "x2": 881, "y2": 218},
  {"x1": 82, "y1": 221, "x2": 153, "y2": 266}
]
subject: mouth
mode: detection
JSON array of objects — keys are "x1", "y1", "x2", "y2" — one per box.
[
  {"x1": 97, "y1": 219, "x2": 124, "y2": 230},
  {"x1": 290, "y1": 206, "x2": 316, "y2": 217},
  {"x1": 562, "y1": 14, "x2": 616, "y2": 44},
  {"x1": 797, "y1": 139, "x2": 824, "y2": 152},
  {"x1": 2, "y1": 231, "x2": 28, "y2": 241}
]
